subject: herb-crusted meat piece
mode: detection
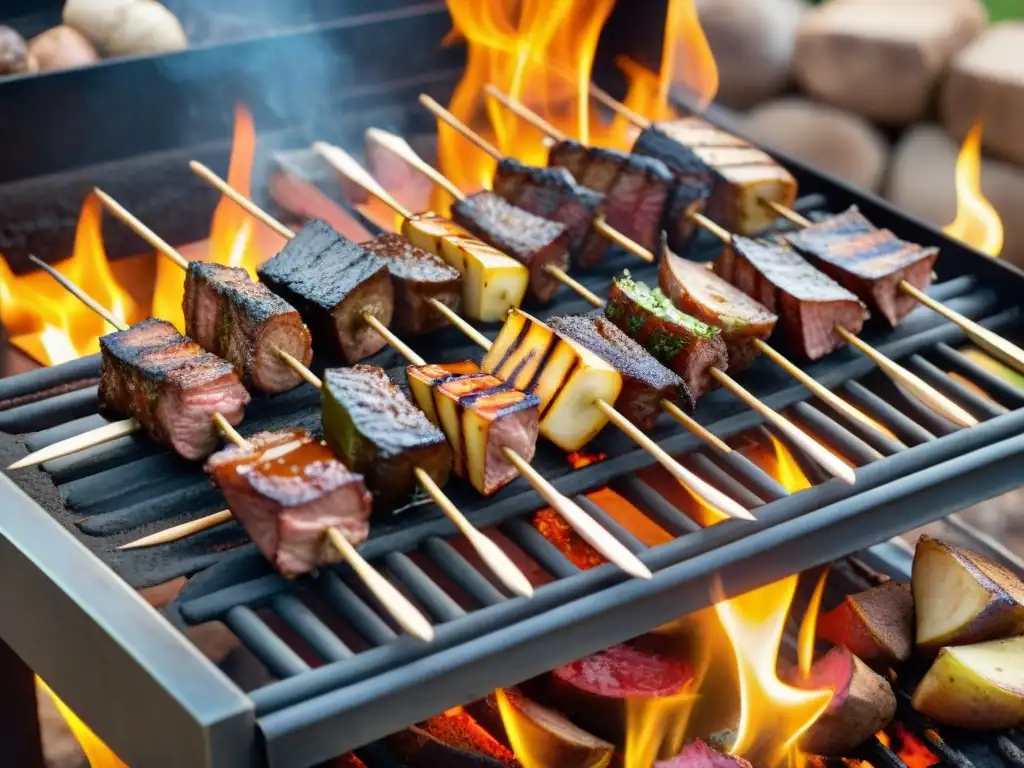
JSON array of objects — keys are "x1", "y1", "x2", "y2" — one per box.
[
  {"x1": 257, "y1": 219, "x2": 394, "y2": 363},
  {"x1": 99, "y1": 318, "x2": 250, "y2": 460},
  {"x1": 206, "y1": 428, "x2": 372, "y2": 579},
  {"x1": 183, "y1": 262, "x2": 313, "y2": 393},
  {"x1": 321, "y1": 365, "x2": 451, "y2": 510}
]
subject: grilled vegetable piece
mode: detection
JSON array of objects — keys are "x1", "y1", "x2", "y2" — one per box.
[
  {"x1": 182, "y1": 261, "x2": 312, "y2": 393},
  {"x1": 791, "y1": 645, "x2": 896, "y2": 756},
  {"x1": 482, "y1": 309, "x2": 623, "y2": 452},
  {"x1": 659, "y1": 245, "x2": 778, "y2": 373},
  {"x1": 785, "y1": 208, "x2": 938, "y2": 327},
  {"x1": 606, "y1": 274, "x2": 727, "y2": 399},
  {"x1": 548, "y1": 139, "x2": 673, "y2": 253},
  {"x1": 257, "y1": 219, "x2": 394, "y2": 363},
  {"x1": 817, "y1": 581, "x2": 915, "y2": 668},
  {"x1": 98, "y1": 318, "x2": 250, "y2": 460},
  {"x1": 656, "y1": 739, "x2": 753, "y2": 768},
  {"x1": 321, "y1": 365, "x2": 452, "y2": 510},
  {"x1": 401, "y1": 213, "x2": 528, "y2": 322},
  {"x1": 388, "y1": 712, "x2": 521, "y2": 768},
  {"x1": 492, "y1": 157, "x2": 609, "y2": 268},
  {"x1": 548, "y1": 312, "x2": 693, "y2": 429},
  {"x1": 911, "y1": 636, "x2": 1024, "y2": 730},
  {"x1": 360, "y1": 233, "x2": 462, "y2": 334},
  {"x1": 405, "y1": 360, "x2": 482, "y2": 424},
  {"x1": 451, "y1": 191, "x2": 571, "y2": 303},
  {"x1": 632, "y1": 117, "x2": 798, "y2": 247},
  {"x1": 205, "y1": 428, "x2": 372, "y2": 579},
  {"x1": 913, "y1": 535, "x2": 1024, "y2": 653},
  {"x1": 715, "y1": 236, "x2": 869, "y2": 360}
]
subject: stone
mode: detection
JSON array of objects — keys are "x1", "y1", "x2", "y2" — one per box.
[
  {"x1": 794, "y1": 0, "x2": 986, "y2": 124},
  {"x1": 886, "y1": 124, "x2": 1024, "y2": 266},
  {"x1": 697, "y1": 0, "x2": 808, "y2": 109},
  {"x1": 941, "y1": 22, "x2": 1024, "y2": 167},
  {"x1": 741, "y1": 96, "x2": 890, "y2": 192}
]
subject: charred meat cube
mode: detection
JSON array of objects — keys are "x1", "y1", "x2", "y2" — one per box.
[
  {"x1": 183, "y1": 262, "x2": 313, "y2": 394},
  {"x1": 493, "y1": 157, "x2": 609, "y2": 268},
  {"x1": 257, "y1": 219, "x2": 394, "y2": 363},
  {"x1": 605, "y1": 275, "x2": 727, "y2": 400},
  {"x1": 99, "y1": 318, "x2": 250, "y2": 460},
  {"x1": 321, "y1": 365, "x2": 451, "y2": 510},
  {"x1": 205, "y1": 428, "x2": 371, "y2": 579},
  {"x1": 659, "y1": 245, "x2": 778, "y2": 373},
  {"x1": 785, "y1": 207, "x2": 938, "y2": 326},
  {"x1": 716, "y1": 236, "x2": 869, "y2": 360},
  {"x1": 547, "y1": 312, "x2": 693, "y2": 429},
  {"x1": 360, "y1": 233, "x2": 462, "y2": 334},
  {"x1": 633, "y1": 117, "x2": 797, "y2": 247},
  {"x1": 548, "y1": 140, "x2": 673, "y2": 254},
  {"x1": 451, "y1": 191, "x2": 571, "y2": 304}
]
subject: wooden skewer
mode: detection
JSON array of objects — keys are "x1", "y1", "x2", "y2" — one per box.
[
  {"x1": 118, "y1": 509, "x2": 235, "y2": 549},
  {"x1": 189, "y1": 161, "x2": 297, "y2": 240},
  {"x1": 587, "y1": 82, "x2": 650, "y2": 129},
  {"x1": 94, "y1": 188, "x2": 190, "y2": 270}
]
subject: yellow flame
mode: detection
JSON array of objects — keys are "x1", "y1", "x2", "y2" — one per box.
[
  {"x1": 943, "y1": 122, "x2": 1004, "y2": 257},
  {"x1": 38, "y1": 678, "x2": 127, "y2": 768},
  {"x1": 769, "y1": 434, "x2": 812, "y2": 493},
  {"x1": 797, "y1": 568, "x2": 831, "y2": 678}
]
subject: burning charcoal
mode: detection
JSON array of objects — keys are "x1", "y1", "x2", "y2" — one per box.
[
  {"x1": 816, "y1": 581, "x2": 914, "y2": 667},
  {"x1": 791, "y1": 645, "x2": 896, "y2": 756},
  {"x1": 182, "y1": 262, "x2": 313, "y2": 394},
  {"x1": 548, "y1": 640, "x2": 693, "y2": 744},
  {"x1": 655, "y1": 739, "x2": 753, "y2": 768},
  {"x1": 321, "y1": 365, "x2": 452, "y2": 510},
  {"x1": 360, "y1": 233, "x2": 462, "y2": 334},
  {"x1": 451, "y1": 191, "x2": 571, "y2": 303},
  {"x1": 388, "y1": 710, "x2": 522, "y2": 767},
  {"x1": 912, "y1": 535, "x2": 1024, "y2": 653},
  {"x1": 715, "y1": 237, "x2": 869, "y2": 360},
  {"x1": 911, "y1": 636, "x2": 1024, "y2": 730},
  {"x1": 98, "y1": 318, "x2": 250, "y2": 460},
  {"x1": 335, "y1": 755, "x2": 367, "y2": 768},
  {"x1": 531, "y1": 508, "x2": 606, "y2": 570}
]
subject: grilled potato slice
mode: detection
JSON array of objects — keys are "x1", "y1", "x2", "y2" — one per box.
[{"x1": 406, "y1": 361, "x2": 481, "y2": 424}]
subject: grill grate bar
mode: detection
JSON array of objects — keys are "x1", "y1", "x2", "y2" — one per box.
[
  {"x1": 908, "y1": 354, "x2": 1008, "y2": 419},
  {"x1": 499, "y1": 518, "x2": 579, "y2": 579},
  {"x1": 791, "y1": 401, "x2": 886, "y2": 464},
  {"x1": 572, "y1": 495, "x2": 647, "y2": 554},
  {"x1": 316, "y1": 573, "x2": 398, "y2": 647},
  {"x1": 271, "y1": 595, "x2": 354, "y2": 663},
  {"x1": 688, "y1": 452, "x2": 767, "y2": 508},
  {"x1": 381, "y1": 552, "x2": 465, "y2": 623},
  {"x1": 873, "y1": 377, "x2": 961, "y2": 438},
  {"x1": 224, "y1": 606, "x2": 311, "y2": 679},
  {"x1": 933, "y1": 343, "x2": 1024, "y2": 408},
  {"x1": 713, "y1": 448, "x2": 789, "y2": 502},
  {"x1": 611, "y1": 476, "x2": 704, "y2": 535},
  {"x1": 0, "y1": 386, "x2": 99, "y2": 434},
  {"x1": 419, "y1": 538, "x2": 507, "y2": 607},
  {"x1": 842, "y1": 381, "x2": 937, "y2": 446}
]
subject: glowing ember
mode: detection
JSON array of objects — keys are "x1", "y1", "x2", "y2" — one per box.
[
  {"x1": 567, "y1": 450, "x2": 607, "y2": 469},
  {"x1": 38, "y1": 678, "x2": 127, "y2": 767},
  {"x1": 890, "y1": 723, "x2": 940, "y2": 768},
  {"x1": 532, "y1": 507, "x2": 605, "y2": 569},
  {"x1": 943, "y1": 122, "x2": 1004, "y2": 257}
]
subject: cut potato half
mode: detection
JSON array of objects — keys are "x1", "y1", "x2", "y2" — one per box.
[{"x1": 817, "y1": 581, "x2": 914, "y2": 667}]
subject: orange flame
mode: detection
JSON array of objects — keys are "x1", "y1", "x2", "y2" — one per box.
[
  {"x1": 797, "y1": 568, "x2": 831, "y2": 679},
  {"x1": 38, "y1": 678, "x2": 127, "y2": 767},
  {"x1": 943, "y1": 122, "x2": 1004, "y2": 257}
]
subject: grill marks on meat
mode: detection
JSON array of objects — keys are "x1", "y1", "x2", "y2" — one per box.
[
  {"x1": 716, "y1": 236, "x2": 869, "y2": 360},
  {"x1": 257, "y1": 219, "x2": 394, "y2": 363},
  {"x1": 451, "y1": 192, "x2": 571, "y2": 303},
  {"x1": 605, "y1": 276, "x2": 727, "y2": 400},
  {"x1": 785, "y1": 207, "x2": 938, "y2": 326},
  {"x1": 183, "y1": 262, "x2": 313, "y2": 393},
  {"x1": 321, "y1": 365, "x2": 451, "y2": 510},
  {"x1": 360, "y1": 233, "x2": 462, "y2": 334},
  {"x1": 493, "y1": 158, "x2": 608, "y2": 267},
  {"x1": 548, "y1": 140, "x2": 672, "y2": 253},
  {"x1": 548, "y1": 312, "x2": 693, "y2": 429},
  {"x1": 632, "y1": 117, "x2": 797, "y2": 247},
  {"x1": 658, "y1": 245, "x2": 778, "y2": 374},
  {"x1": 99, "y1": 318, "x2": 250, "y2": 460},
  {"x1": 206, "y1": 429, "x2": 371, "y2": 579}
]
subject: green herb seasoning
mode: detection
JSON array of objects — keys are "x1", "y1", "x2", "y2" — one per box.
[{"x1": 613, "y1": 275, "x2": 720, "y2": 340}]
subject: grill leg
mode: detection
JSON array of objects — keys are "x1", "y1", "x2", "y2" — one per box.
[{"x1": 0, "y1": 637, "x2": 45, "y2": 768}]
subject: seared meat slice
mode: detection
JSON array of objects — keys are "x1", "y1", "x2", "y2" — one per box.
[
  {"x1": 548, "y1": 312, "x2": 693, "y2": 429},
  {"x1": 360, "y1": 233, "x2": 462, "y2": 334},
  {"x1": 321, "y1": 365, "x2": 451, "y2": 510},
  {"x1": 492, "y1": 158, "x2": 609, "y2": 268},
  {"x1": 605, "y1": 275, "x2": 727, "y2": 400},
  {"x1": 99, "y1": 318, "x2": 250, "y2": 460},
  {"x1": 716, "y1": 236, "x2": 869, "y2": 360},
  {"x1": 785, "y1": 207, "x2": 938, "y2": 326},
  {"x1": 633, "y1": 117, "x2": 797, "y2": 247},
  {"x1": 257, "y1": 219, "x2": 394, "y2": 363},
  {"x1": 183, "y1": 262, "x2": 313, "y2": 393},
  {"x1": 451, "y1": 192, "x2": 571, "y2": 304},
  {"x1": 659, "y1": 246, "x2": 778, "y2": 373},
  {"x1": 206, "y1": 429, "x2": 371, "y2": 579},
  {"x1": 548, "y1": 140, "x2": 673, "y2": 253}
]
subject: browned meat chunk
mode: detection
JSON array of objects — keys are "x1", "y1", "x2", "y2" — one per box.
[
  {"x1": 451, "y1": 192, "x2": 571, "y2": 303},
  {"x1": 99, "y1": 318, "x2": 250, "y2": 460},
  {"x1": 360, "y1": 233, "x2": 462, "y2": 334},
  {"x1": 656, "y1": 740, "x2": 753, "y2": 768},
  {"x1": 716, "y1": 236, "x2": 869, "y2": 360},
  {"x1": 257, "y1": 219, "x2": 394, "y2": 363},
  {"x1": 659, "y1": 246, "x2": 778, "y2": 373},
  {"x1": 785, "y1": 207, "x2": 938, "y2": 326},
  {"x1": 182, "y1": 262, "x2": 313, "y2": 394},
  {"x1": 205, "y1": 428, "x2": 371, "y2": 579}
]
